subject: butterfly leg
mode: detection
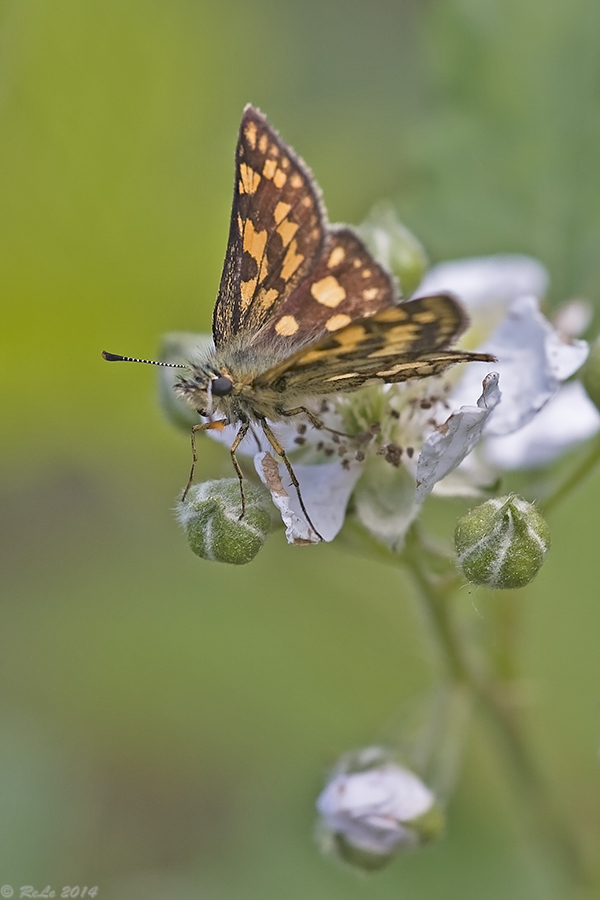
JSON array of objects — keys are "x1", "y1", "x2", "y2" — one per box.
[
  {"x1": 260, "y1": 420, "x2": 324, "y2": 542},
  {"x1": 276, "y1": 405, "x2": 353, "y2": 440},
  {"x1": 229, "y1": 421, "x2": 251, "y2": 519},
  {"x1": 182, "y1": 419, "x2": 228, "y2": 502},
  {"x1": 276, "y1": 405, "x2": 324, "y2": 430}
]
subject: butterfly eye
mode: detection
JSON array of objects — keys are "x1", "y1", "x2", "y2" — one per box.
[{"x1": 211, "y1": 375, "x2": 234, "y2": 396}]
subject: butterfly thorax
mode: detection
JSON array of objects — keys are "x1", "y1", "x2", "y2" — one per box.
[{"x1": 175, "y1": 337, "x2": 311, "y2": 425}]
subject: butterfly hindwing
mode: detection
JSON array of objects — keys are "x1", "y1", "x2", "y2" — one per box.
[
  {"x1": 258, "y1": 226, "x2": 398, "y2": 345},
  {"x1": 212, "y1": 106, "x2": 326, "y2": 348},
  {"x1": 253, "y1": 293, "x2": 477, "y2": 395}
]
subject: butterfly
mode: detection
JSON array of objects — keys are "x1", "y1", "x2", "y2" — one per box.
[{"x1": 103, "y1": 105, "x2": 494, "y2": 540}]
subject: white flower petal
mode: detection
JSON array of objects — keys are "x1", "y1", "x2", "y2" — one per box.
[
  {"x1": 415, "y1": 254, "x2": 549, "y2": 311},
  {"x1": 345, "y1": 766, "x2": 434, "y2": 822},
  {"x1": 545, "y1": 324, "x2": 589, "y2": 382},
  {"x1": 353, "y1": 459, "x2": 421, "y2": 551},
  {"x1": 317, "y1": 763, "x2": 435, "y2": 855},
  {"x1": 254, "y1": 451, "x2": 362, "y2": 544},
  {"x1": 449, "y1": 296, "x2": 588, "y2": 437},
  {"x1": 552, "y1": 299, "x2": 593, "y2": 339},
  {"x1": 430, "y1": 450, "x2": 499, "y2": 497},
  {"x1": 484, "y1": 380, "x2": 600, "y2": 469},
  {"x1": 416, "y1": 373, "x2": 501, "y2": 500}
]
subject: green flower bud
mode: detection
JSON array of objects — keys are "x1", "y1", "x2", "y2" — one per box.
[
  {"x1": 455, "y1": 496, "x2": 551, "y2": 589},
  {"x1": 357, "y1": 203, "x2": 428, "y2": 296},
  {"x1": 157, "y1": 332, "x2": 213, "y2": 431},
  {"x1": 583, "y1": 334, "x2": 600, "y2": 412},
  {"x1": 177, "y1": 479, "x2": 271, "y2": 565},
  {"x1": 317, "y1": 747, "x2": 444, "y2": 873}
]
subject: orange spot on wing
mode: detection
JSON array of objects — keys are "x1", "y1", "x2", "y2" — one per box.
[
  {"x1": 240, "y1": 277, "x2": 258, "y2": 306},
  {"x1": 277, "y1": 219, "x2": 299, "y2": 247},
  {"x1": 275, "y1": 315, "x2": 299, "y2": 336},
  {"x1": 334, "y1": 325, "x2": 366, "y2": 345},
  {"x1": 239, "y1": 163, "x2": 261, "y2": 194},
  {"x1": 327, "y1": 246, "x2": 346, "y2": 268},
  {"x1": 310, "y1": 276, "x2": 346, "y2": 308},
  {"x1": 280, "y1": 239, "x2": 304, "y2": 280},
  {"x1": 373, "y1": 308, "x2": 408, "y2": 322},
  {"x1": 256, "y1": 287, "x2": 280, "y2": 309},
  {"x1": 243, "y1": 219, "x2": 267, "y2": 262},
  {"x1": 244, "y1": 121, "x2": 257, "y2": 149},
  {"x1": 412, "y1": 310, "x2": 437, "y2": 324},
  {"x1": 274, "y1": 201, "x2": 292, "y2": 223},
  {"x1": 325, "y1": 313, "x2": 352, "y2": 331},
  {"x1": 263, "y1": 158, "x2": 278, "y2": 179}
]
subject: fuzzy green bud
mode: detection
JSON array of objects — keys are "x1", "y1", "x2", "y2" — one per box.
[
  {"x1": 357, "y1": 203, "x2": 428, "y2": 297},
  {"x1": 455, "y1": 496, "x2": 550, "y2": 589},
  {"x1": 177, "y1": 479, "x2": 271, "y2": 565},
  {"x1": 583, "y1": 334, "x2": 600, "y2": 412}
]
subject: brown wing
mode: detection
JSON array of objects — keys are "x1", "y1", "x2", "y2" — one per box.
[
  {"x1": 212, "y1": 105, "x2": 326, "y2": 348},
  {"x1": 257, "y1": 226, "x2": 398, "y2": 345},
  {"x1": 253, "y1": 294, "x2": 494, "y2": 396}
]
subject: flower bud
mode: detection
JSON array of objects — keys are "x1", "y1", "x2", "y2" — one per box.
[
  {"x1": 357, "y1": 203, "x2": 428, "y2": 297},
  {"x1": 455, "y1": 496, "x2": 550, "y2": 589},
  {"x1": 583, "y1": 334, "x2": 600, "y2": 413},
  {"x1": 177, "y1": 479, "x2": 271, "y2": 565},
  {"x1": 316, "y1": 747, "x2": 443, "y2": 872}
]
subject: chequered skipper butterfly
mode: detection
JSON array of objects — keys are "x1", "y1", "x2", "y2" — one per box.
[{"x1": 103, "y1": 105, "x2": 494, "y2": 540}]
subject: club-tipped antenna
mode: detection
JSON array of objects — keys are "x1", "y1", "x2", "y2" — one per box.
[{"x1": 102, "y1": 350, "x2": 188, "y2": 369}]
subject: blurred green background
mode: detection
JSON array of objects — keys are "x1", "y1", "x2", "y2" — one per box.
[{"x1": 1, "y1": 0, "x2": 600, "y2": 896}]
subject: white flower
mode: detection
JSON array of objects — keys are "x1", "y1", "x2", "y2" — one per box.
[
  {"x1": 483, "y1": 381, "x2": 600, "y2": 470},
  {"x1": 417, "y1": 254, "x2": 550, "y2": 313},
  {"x1": 160, "y1": 256, "x2": 595, "y2": 548},
  {"x1": 428, "y1": 258, "x2": 597, "y2": 476},
  {"x1": 316, "y1": 748, "x2": 440, "y2": 866}
]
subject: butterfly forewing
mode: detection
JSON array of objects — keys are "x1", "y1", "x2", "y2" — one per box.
[
  {"x1": 253, "y1": 293, "x2": 479, "y2": 395},
  {"x1": 212, "y1": 106, "x2": 326, "y2": 348}
]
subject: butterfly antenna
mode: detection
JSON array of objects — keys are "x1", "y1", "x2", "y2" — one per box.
[{"x1": 102, "y1": 351, "x2": 188, "y2": 369}]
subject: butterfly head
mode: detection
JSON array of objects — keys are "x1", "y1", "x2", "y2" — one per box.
[{"x1": 175, "y1": 365, "x2": 235, "y2": 417}]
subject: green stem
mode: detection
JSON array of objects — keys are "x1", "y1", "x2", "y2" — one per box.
[
  {"x1": 491, "y1": 590, "x2": 521, "y2": 682},
  {"x1": 541, "y1": 434, "x2": 600, "y2": 515},
  {"x1": 401, "y1": 535, "x2": 591, "y2": 891}
]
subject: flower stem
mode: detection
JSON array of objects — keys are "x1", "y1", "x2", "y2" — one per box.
[
  {"x1": 401, "y1": 533, "x2": 591, "y2": 891},
  {"x1": 540, "y1": 434, "x2": 600, "y2": 515}
]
